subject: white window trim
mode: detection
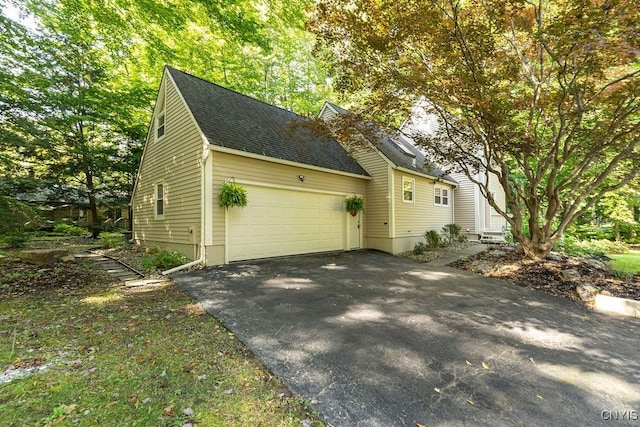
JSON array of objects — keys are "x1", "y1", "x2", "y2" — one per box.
[
  {"x1": 156, "y1": 111, "x2": 165, "y2": 141},
  {"x1": 155, "y1": 182, "x2": 165, "y2": 219},
  {"x1": 434, "y1": 185, "x2": 450, "y2": 207},
  {"x1": 402, "y1": 177, "x2": 415, "y2": 204}
]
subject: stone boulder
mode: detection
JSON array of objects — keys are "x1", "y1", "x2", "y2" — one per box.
[
  {"x1": 576, "y1": 284, "x2": 600, "y2": 303},
  {"x1": 561, "y1": 269, "x2": 582, "y2": 282},
  {"x1": 17, "y1": 249, "x2": 71, "y2": 265}
]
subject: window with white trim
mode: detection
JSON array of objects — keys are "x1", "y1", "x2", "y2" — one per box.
[
  {"x1": 434, "y1": 185, "x2": 449, "y2": 206},
  {"x1": 156, "y1": 113, "x2": 165, "y2": 139},
  {"x1": 155, "y1": 183, "x2": 164, "y2": 218},
  {"x1": 402, "y1": 177, "x2": 415, "y2": 203},
  {"x1": 156, "y1": 88, "x2": 166, "y2": 140}
]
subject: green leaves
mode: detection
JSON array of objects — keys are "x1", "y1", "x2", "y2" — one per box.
[
  {"x1": 218, "y1": 182, "x2": 248, "y2": 209},
  {"x1": 310, "y1": 0, "x2": 640, "y2": 259}
]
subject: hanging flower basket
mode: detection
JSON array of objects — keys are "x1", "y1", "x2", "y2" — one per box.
[
  {"x1": 345, "y1": 195, "x2": 364, "y2": 216},
  {"x1": 219, "y1": 181, "x2": 248, "y2": 208}
]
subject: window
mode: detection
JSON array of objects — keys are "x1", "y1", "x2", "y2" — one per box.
[
  {"x1": 434, "y1": 185, "x2": 449, "y2": 206},
  {"x1": 156, "y1": 112, "x2": 165, "y2": 139},
  {"x1": 155, "y1": 183, "x2": 164, "y2": 217},
  {"x1": 156, "y1": 87, "x2": 165, "y2": 140},
  {"x1": 402, "y1": 177, "x2": 415, "y2": 203}
]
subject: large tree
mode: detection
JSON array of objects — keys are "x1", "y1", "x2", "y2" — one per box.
[
  {"x1": 310, "y1": 0, "x2": 640, "y2": 259},
  {"x1": 1, "y1": 0, "x2": 333, "y2": 233},
  {"x1": 0, "y1": 9, "x2": 151, "y2": 233}
]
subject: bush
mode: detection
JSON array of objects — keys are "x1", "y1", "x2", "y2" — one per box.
[
  {"x1": 1, "y1": 232, "x2": 28, "y2": 248},
  {"x1": 54, "y1": 223, "x2": 88, "y2": 236},
  {"x1": 441, "y1": 223, "x2": 462, "y2": 244},
  {"x1": 141, "y1": 247, "x2": 188, "y2": 271},
  {"x1": 0, "y1": 196, "x2": 43, "y2": 234},
  {"x1": 424, "y1": 230, "x2": 441, "y2": 249},
  {"x1": 99, "y1": 232, "x2": 125, "y2": 249},
  {"x1": 413, "y1": 241, "x2": 427, "y2": 255},
  {"x1": 554, "y1": 236, "x2": 629, "y2": 257}
]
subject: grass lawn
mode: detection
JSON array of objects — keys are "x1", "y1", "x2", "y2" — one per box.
[
  {"x1": 609, "y1": 251, "x2": 640, "y2": 276},
  {"x1": 0, "y1": 253, "x2": 320, "y2": 426}
]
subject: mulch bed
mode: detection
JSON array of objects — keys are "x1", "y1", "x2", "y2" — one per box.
[
  {"x1": 449, "y1": 245, "x2": 640, "y2": 303},
  {"x1": 0, "y1": 256, "x2": 113, "y2": 299}
]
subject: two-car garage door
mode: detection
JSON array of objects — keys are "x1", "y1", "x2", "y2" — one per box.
[{"x1": 227, "y1": 185, "x2": 346, "y2": 262}]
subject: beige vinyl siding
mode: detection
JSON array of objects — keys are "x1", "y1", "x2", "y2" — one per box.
[
  {"x1": 450, "y1": 172, "x2": 477, "y2": 235},
  {"x1": 488, "y1": 173, "x2": 507, "y2": 231},
  {"x1": 210, "y1": 152, "x2": 367, "y2": 265},
  {"x1": 354, "y1": 150, "x2": 390, "y2": 238},
  {"x1": 393, "y1": 170, "x2": 454, "y2": 238},
  {"x1": 132, "y1": 76, "x2": 202, "y2": 258}
]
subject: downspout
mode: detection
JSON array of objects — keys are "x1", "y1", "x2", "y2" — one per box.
[{"x1": 163, "y1": 142, "x2": 211, "y2": 275}]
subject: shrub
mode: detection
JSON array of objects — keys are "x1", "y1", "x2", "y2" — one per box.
[
  {"x1": 424, "y1": 230, "x2": 441, "y2": 249},
  {"x1": 441, "y1": 223, "x2": 462, "y2": 244},
  {"x1": 1, "y1": 232, "x2": 28, "y2": 248},
  {"x1": 0, "y1": 196, "x2": 43, "y2": 234},
  {"x1": 99, "y1": 232, "x2": 125, "y2": 249},
  {"x1": 554, "y1": 236, "x2": 629, "y2": 257},
  {"x1": 141, "y1": 247, "x2": 188, "y2": 271},
  {"x1": 413, "y1": 241, "x2": 427, "y2": 255},
  {"x1": 54, "y1": 223, "x2": 88, "y2": 236}
]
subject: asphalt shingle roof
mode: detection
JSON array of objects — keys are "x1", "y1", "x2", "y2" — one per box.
[
  {"x1": 324, "y1": 102, "x2": 456, "y2": 185},
  {"x1": 167, "y1": 67, "x2": 369, "y2": 177}
]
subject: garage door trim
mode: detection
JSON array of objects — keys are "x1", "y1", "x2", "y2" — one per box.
[{"x1": 224, "y1": 181, "x2": 358, "y2": 263}]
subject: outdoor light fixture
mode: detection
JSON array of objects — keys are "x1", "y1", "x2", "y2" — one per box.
[{"x1": 298, "y1": 175, "x2": 305, "y2": 182}]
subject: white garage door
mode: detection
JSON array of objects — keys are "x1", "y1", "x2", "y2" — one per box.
[{"x1": 227, "y1": 185, "x2": 345, "y2": 261}]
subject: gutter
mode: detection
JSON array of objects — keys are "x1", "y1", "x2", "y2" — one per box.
[{"x1": 162, "y1": 142, "x2": 211, "y2": 275}]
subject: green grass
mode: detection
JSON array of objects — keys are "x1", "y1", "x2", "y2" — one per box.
[
  {"x1": 609, "y1": 252, "x2": 640, "y2": 276},
  {"x1": 0, "y1": 258, "x2": 320, "y2": 426}
]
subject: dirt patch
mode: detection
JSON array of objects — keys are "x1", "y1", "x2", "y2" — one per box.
[
  {"x1": 449, "y1": 245, "x2": 640, "y2": 303},
  {"x1": 0, "y1": 255, "x2": 113, "y2": 299}
]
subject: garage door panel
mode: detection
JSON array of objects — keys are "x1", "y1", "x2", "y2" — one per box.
[{"x1": 227, "y1": 185, "x2": 345, "y2": 261}]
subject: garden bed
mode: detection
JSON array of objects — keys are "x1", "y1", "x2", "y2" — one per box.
[{"x1": 449, "y1": 244, "x2": 640, "y2": 303}]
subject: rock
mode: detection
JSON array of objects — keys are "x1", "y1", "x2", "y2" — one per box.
[
  {"x1": 488, "y1": 250, "x2": 507, "y2": 257},
  {"x1": 17, "y1": 249, "x2": 71, "y2": 265},
  {"x1": 470, "y1": 260, "x2": 494, "y2": 274},
  {"x1": 61, "y1": 254, "x2": 76, "y2": 263},
  {"x1": 562, "y1": 269, "x2": 582, "y2": 282},
  {"x1": 582, "y1": 258, "x2": 609, "y2": 271},
  {"x1": 546, "y1": 251, "x2": 564, "y2": 261},
  {"x1": 577, "y1": 284, "x2": 599, "y2": 302}
]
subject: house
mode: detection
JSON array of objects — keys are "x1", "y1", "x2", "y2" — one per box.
[
  {"x1": 15, "y1": 184, "x2": 131, "y2": 230},
  {"x1": 318, "y1": 102, "x2": 458, "y2": 254},
  {"x1": 131, "y1": 66, "x2": 485, "y2": 266},
  {"x1": 398, "y1": 102, "x2": 507, "y2": 242}
]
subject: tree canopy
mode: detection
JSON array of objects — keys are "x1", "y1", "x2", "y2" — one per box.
[
  {"x1": 310, "y1": 0, "x2": 640, "y2": 258},
  {"x1": 1, "y1": 0, "x2": 332, "y2": 231}
]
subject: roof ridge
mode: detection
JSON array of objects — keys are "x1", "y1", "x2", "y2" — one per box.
[{"x1": 165, "y1": 65, "x2": 306, "y2": 120}]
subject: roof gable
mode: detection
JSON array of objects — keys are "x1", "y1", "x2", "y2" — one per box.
[
  {"x1": 319, "y1": 102, "x2": 456, "y2": 184},
  {"x1": 166, "y1": 67, "x2": 368, "y2": 177}
]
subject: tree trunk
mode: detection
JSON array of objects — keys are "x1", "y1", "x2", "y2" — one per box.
[
  {"x1": 519, "y1": 236, "x2": 555, "y2": 260},
  {"x1": 85, "y1": 169, "x2": 101, "y2": 239}
]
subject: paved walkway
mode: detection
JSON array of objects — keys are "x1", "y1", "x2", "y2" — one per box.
[{"x1": 173, "y1": 249, "x2": 640, "y2": 427}]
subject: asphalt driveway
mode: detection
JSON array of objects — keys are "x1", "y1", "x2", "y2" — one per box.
[{"x1": 173, "y1": 249, "x2": 640, "y2": 426}]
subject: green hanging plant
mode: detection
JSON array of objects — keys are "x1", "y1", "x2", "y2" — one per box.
[
  {"x1": 219, "y1": 181, "x2": 248, "y2": 208},
  {"x1": 345, "y1": 195, "x2": 364, "y2": 216}
]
